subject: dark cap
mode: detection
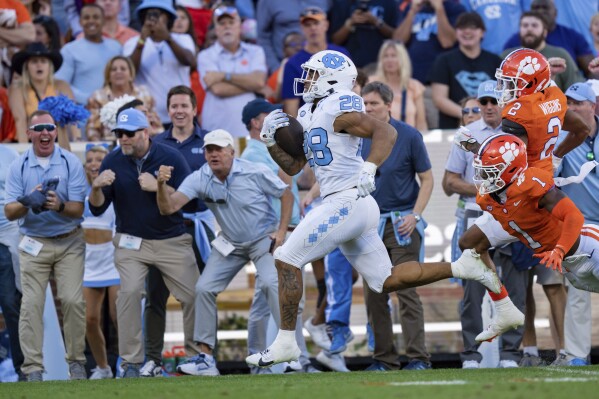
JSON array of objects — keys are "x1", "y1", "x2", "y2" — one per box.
[
  {"x1": 300, "y1": 6, "x2": 326, "y2": 24},
  {"x1": 455, "y1": 11, "x2": 485, "y2": 31},
  {"x1": 242, "y1": 98, "x2": 282, "y2": 126}
]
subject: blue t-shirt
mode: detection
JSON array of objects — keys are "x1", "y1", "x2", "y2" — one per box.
[
  {"x1": 361, "y1": 118, "x2": 431, "y2": 212},
  {"x1": 281, "y1": 44, "x2": 350, "y2": 106},
  {"x1": 89, "y1": 141, "x2": 191, "y2": 240},
  {"x1": 153, "y1": 122, "x2": 208, "y2": 212},
  {"x1": 503, "y1": 24, "x2": 595, "y2": 65},
  {"x1": 397, "y1": 1, "x2": 466, "y2": 83}
]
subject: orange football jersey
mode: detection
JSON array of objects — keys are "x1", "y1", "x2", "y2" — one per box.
[
  {"x1": 476, "y1": 167, "x2": 561, "y2": 253},
  {"x1": 501, "y1": 86, "x2": 567, "y2": 173}
]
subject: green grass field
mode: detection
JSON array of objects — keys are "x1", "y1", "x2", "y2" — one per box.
[{"x1": 2, "y1": 366, "x2": 599, "y2": 399}]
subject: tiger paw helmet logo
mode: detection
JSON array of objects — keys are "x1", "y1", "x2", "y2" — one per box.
[
  {"x1": 499, "y1": 142, "x2": 519, "y2": 163},
  {"x1": 518, "y1": 56, "x2": 541, "y2": 76}
]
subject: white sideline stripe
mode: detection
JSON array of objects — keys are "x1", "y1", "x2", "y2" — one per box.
[
  {"x1": 389, "y1": 381, "x2": 467, "y2": 386},
  {"x1": 164, "y1": 318, "x2": 549, "y2": 343},
  {"x1": 545, "y1": 368, "x2": 599, "y2": 376}
]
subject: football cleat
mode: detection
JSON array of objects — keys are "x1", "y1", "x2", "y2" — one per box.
[
  {"x1": 475, "y1": 299, "x2": 524, "y2": 342},
  {"x1": 246, "y1": 341, "x2": 301, "y2": 368},
  {"x1": 451, "y1": 249, "x2": 502, "y2": 294}
]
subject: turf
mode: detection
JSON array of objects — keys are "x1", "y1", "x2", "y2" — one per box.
[{"x1": 2, "y1": 366, "x2": 598, "y2": 399}]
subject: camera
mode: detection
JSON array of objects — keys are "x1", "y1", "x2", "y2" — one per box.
[{"x1": 357, "y1": 0, "x2": 370, "y2": 11}]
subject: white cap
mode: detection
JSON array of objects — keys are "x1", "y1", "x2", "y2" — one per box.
[
  {"x1": 586, "y1": 79, "x2": 599, "y2": 97},
  {"x1": 203, "y1": 129, "x2": 234, "y2": 148}
]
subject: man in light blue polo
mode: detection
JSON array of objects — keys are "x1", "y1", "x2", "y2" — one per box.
[
  {"x1": 156, "y1": 129, "x2": 293, "y2": 376},
  {"x1": 4, "y1": 110, "x2": 88, "y2": 382},
  {"x1": 557, "y1": 81, "x2": 599, "y2": 366}
]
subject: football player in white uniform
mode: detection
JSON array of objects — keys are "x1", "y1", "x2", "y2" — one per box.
[{"x1": 246, "y1": 50, "x2": 502, "y2": 368}]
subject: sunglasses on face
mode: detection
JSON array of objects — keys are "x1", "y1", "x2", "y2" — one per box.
[
  {"x1": 114, "y1": 129, "x2": 139, "y2": 139},
  {"x1": 204, "y1": 197, "x2": 227, "y2": 204},
  {"x1": 214, "y1": 6, "x2": 238, "y2": 19},
  {"x1": 462, "y1": 107, "x2": 481, "y2": 115},
  {"x1": 479, "y1": 98, "x2": 498, "y2": 106},
  {"x1": 29, "y1": 123, "x2": 56, "y2": 132}
]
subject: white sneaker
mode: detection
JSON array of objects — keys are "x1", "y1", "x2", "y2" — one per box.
[
  {"x1": 451, "y1": 249, "x2": 501, "y2": 294},
  {"x1": 315, "y1": 351, "x2": 350, "y2": 372},
  {"x1": 304, "y1": 317, "x2": 331, "y2": 350},
  {"x1": 246, "y1": 340, "x2": 301, "y2": 368},
  {"x1": 140, "y1": 360, "x2": 163, "y2": 377},
  {"x1": 177, "y1": 353, "x2": 220, "y2": 376},
  {"x1": 499, "y1": 360, "x2": 519, "y2": 368},
  {"x1": 475, "y1": 299, "x2": 525, "y2": 342},
  {"x1": 89, "y1": 366, "x2": 113, "y2": 380},
  {"x1": 462, "y1": 360, "x2": 480, "y2": 369}
]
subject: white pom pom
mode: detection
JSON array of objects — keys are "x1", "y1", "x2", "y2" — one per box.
[{"x1": 99, "y1": 94, "x2": 137, "y2": 130}]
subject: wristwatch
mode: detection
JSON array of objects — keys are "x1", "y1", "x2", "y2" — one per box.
[{"x1": 413, "y1": 213, "x2": 421, "y2": 222}]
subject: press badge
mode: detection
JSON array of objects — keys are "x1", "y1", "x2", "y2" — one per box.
[
  {"x1": 212, "y1": 235, "x2": 235, "y2": 257},
  {"x1": 118, "y1": 234, "x2": 142, "y2": 250},
  {"x1": 19, "y1": 236, "x2": 43, "y2": 257}
]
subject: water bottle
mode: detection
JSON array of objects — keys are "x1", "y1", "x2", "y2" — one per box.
[{"x1": 392, "y1": 212, "x2": 412, "y2": 246}]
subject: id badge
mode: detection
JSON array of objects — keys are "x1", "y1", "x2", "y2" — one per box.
[
  {"x1": 19, "y1": 236, "x2": 43, "y2": 257},
  {"x1": 118, "y1": 234, "x2": 142, "y2": 250},
  {"x1": 212, "y1": 235, "x2": 235, "y2": 257}
]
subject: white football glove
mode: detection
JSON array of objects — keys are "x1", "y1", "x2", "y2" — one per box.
[
  {"x1": 357, "y1": 162, "x2": 377, "y2": 197},
  {"x1": 260, "y1": 109, "x2": 289, "y2": 147},
  {"x1": 453, "y1": 126, "x2": 478, "y2": 152},
  {"x1": 552, "y1": 153, "x2": 563, "y2": 172}
]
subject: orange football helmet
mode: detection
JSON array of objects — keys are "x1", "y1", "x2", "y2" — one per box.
[
  {"x1": 495, "y1": 48, "x2": 551, "y2": 106},
  {"x1": 473, "y1": 134, "x2": 528, "y2": 195}
]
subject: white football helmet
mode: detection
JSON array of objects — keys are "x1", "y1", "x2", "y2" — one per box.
[{"x1": 294, "y1": 50, "x2": 357, "y2": 103}]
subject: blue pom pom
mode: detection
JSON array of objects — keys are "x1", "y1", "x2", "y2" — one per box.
[{"x1": 38, "y1": 95, "x2": 90, "y2": 126}]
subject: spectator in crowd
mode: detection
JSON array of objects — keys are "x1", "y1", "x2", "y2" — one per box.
[
  {"x1": 89, "y1": 0, "x2": 139, "y2": 45},
  {"x1": 443, "y1": 81, "x2": 527, "y2": 369},
  {"x1": 328, "y1": 0, "x2": 397, "y2": 69},
  {"x1": 393, "y1": 0, "x2": 465, "y2": 129},
  {"x1": 156, "y1": 129, "x2": 293, "y2": 376},
  {"x1": 124, "y1": 0, "x2": 196, "y2": 126},
  {"x1": 4, "y1": 110, "x2": 88, "y2": 382},
  {"x1": 0, "y1": 144, "x2": 23, "y2": 381},
  {"x1": 459, "y1": 96, "x2": 481, "y2": 126},
  {"x1": 281, "y1": 6, "x2": 348, "y2": 116},
  {"x1": 55, "y1": 4, "x2": 122, "y2": 106},
  {"x1": 555, "y1": 81, "x2": 599, "y2": 366},
  {"x1": 503, "y1": 0, "x2": 595, "y2": 77},
  {"x1": 33, "y1": 15, "x2": 61, "y2": 51},
  {"x1": 114, "y1": 97, "x2": 163, "y2": 137},
  {"x1": 359, "y1": 81, "x2": 433, "y2": 371},
  {"x1": 81, "y1": 144, "x2": 119, "y2": 380},
  {"x1": 264, "y1": 31, "x2": 303, "y2": 104},
  {"x1": 502, "y1": 11, "x2": 582, "y2": 93},
  {"x1": 141, "y1": 85, "x2": 213, "y2": 377},
  {"x1": 89, "y1": 108, "x2": 201, "y2": 378},
  {"x1": 0, "y1": 86, "x2": 16, "y2": 141},
  {"x1": 64, "y1": 0, "x2": 129, "y2": 37},
  {"x1": 459, "y1": 0, "x2": 525, "y2": 56},
  {"x1": 0, "y1": 0, "x2": 35, "y2": 85},
  {"x1": 8, "y1": 42, "x2": 77, "y2": 143},
  {"x1": 367, "y1": 40, "x2": 427, "y2": 131},
  {"x1": 198, "y1": 5, "x2": 267, "y2": 137},
  {"x1": 256, "y1": 0, "x2": 329, "y2": 74},
  {"x1": 429, "y1": 12, "x2": 501, "y2": 129},
  {"x1": 86, "y1": 55, "x2": 159, "y2": 141}
]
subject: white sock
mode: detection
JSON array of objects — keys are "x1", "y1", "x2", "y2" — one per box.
[
  {"x1": 275, "y1": 329, "x2": 296, "y2": 346},
  {"x1": 524, "y1": 346, "x2": 539, "y2": 357}
]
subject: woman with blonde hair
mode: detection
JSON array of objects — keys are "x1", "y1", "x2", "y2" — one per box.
[
  {"x1": 86, "y1": 55, "x2": 161, "y2": 141},
  {"x1": 368, "y1": 40, "x2": 427, "y2": 131},
  {"x1": 8, "y1": 42, "x2": 78, "y2": 143}
]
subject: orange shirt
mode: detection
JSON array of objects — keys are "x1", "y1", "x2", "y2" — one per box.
[
  {"x1": 0, "y1": 0, "x2": 31, "y2": 24},
  {"x1": 502, "y1": 86, "x2": 567, "y2": 172},
  {"x1": 476, "y1": 167, "x2": 561, "y2": 253}
]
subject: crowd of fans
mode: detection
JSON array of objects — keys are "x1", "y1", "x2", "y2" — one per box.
[{"x1": 0, "y1": 0, "x2": 598, "y2": 382}]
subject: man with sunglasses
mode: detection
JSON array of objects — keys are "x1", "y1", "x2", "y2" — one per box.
[
  {"x1": 4, "y1": 110, "x2": 88, "y2": 382},
  {"x1": 89, "y1": 108, "x2": 201, "y2": 378},
  {"x1": 443, "y1": 80, "x2": 527, "y2": 369},
  {"x1": 555, "y1": 82, "x2": 599, "y2": 366},
  {"x1": 155, "y1": 129, "x2": 293, "y2": 376}
]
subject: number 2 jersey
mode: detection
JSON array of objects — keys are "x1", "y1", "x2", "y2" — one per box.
[
  {"x1": 296, "y1": 90, "x2": 365, "y2": 198},
  {"x1": 502, "y1": 86, "x2": 567, "y2": 173},
  {"x1": 476, "y1": 167, "x2": 561, "y2": 253}
]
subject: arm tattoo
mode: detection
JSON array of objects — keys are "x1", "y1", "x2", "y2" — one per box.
[{"x1": 268, "y1": 145, "x2": 304, "y2": 176}]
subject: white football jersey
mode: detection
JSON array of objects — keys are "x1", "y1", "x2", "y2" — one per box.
[{"x1": 297, "y1": 90, "x2": 365, "y2": 198}]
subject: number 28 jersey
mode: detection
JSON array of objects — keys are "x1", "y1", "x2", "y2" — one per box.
[
  {"x1": 297, "y1": 90, "x2": 365, "y2": 198},
  {"x1": 502, "y1": 86, "x2": 567, "y2": 173}
]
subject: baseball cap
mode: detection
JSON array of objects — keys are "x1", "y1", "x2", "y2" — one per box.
[
  {"x1": 300, "y1": 7, "x2": 326, "y2": 24},
  {"x1": 565, "y1": 82, "x2": 596, "y2": 104},
  {"x1": 113, "y1": 108, "x2": 149, "y2": 132},
  {"x1": 242, "y1": 99, "x2": 282, "y2": 125},
  {"x1": 203, "y1": 129, "x2": 234, "y2": 148},
  {"x1": 585, "y1": 79, "x2": 599, "y2": 97},
  {"x1": 213, "y1": 5, "x2": 240, "y2": 22},
  {"x1": 477, "y1": 80, "x2": 499, "y2": 100}
]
